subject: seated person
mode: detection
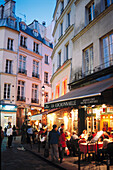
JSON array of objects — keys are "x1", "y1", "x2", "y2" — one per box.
[
  {"x1": 80, "y1": 130, "x2": 88, "y2": 141},
  {"x1": 97, "y1": 135, "x2": 110, "y2": 161},
  {"x1": 70, "y1": 131, "x2": 79, "y2": 156}
]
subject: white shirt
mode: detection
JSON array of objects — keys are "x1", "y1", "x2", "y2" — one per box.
[{"x1": 7, "y1": 128, "x2": 13, "y2": 136}]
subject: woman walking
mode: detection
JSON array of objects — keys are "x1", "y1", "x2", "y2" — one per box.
[
  {"x1": 58, "y1": 128, "x2": 66, "y2": 163},
  {"x1": 6, "y1": 122, "x2": 13, "y2": 148}
]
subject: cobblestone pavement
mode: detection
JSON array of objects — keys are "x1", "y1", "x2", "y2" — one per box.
[
  {"x1": 1, "y1": 137, "x2": 60, "y2": 170},
  {"x1": 1, "y1": 136, "x2": 113, "y2": 170}
]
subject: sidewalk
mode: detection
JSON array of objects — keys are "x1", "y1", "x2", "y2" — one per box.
[
  {"x1": 23, "y1": 141, "x2": 113, "y2": 170},
  {"x1": 2, "y1": 136, "x2": 113, "y2": 170}
]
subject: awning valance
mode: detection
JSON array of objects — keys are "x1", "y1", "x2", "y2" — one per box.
[
  {"x1": 44, "y1": 77, "x2": 113, "y2": 109},
  {"x1": 30, "y1": 114, "x2": 42, "y2": 121}
]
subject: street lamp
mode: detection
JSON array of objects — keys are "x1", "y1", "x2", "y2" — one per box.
[{"x1": 42, "y1": 85, "x2": 45, "y2": 107}]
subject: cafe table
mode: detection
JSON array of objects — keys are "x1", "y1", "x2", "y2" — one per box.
[{"x1": 79, "y1": 142, "x2": 103, "y2": 158}]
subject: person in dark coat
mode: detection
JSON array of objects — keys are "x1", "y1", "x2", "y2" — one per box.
[
  {"x1": 48, "y1": 124, "x2": 60, "y2": 161},
  {"x1": 21, "y1": 122, "x2": 27, "y2": 144},
  {"x1": 13, "y1": 125, "x2": 17, "y2": 140}
]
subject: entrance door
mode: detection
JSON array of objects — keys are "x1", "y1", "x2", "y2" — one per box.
[
  {"x1": 103, "y1": 121, "x2": 108, "y2": 131},
  {"x1": 4, "y1": 116, "x2": 12, "y2": 128}
]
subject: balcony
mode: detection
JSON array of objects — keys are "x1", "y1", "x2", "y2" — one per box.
[
  {"x1": 20, "y1": 44, "x2": 27, "y2": 49},
  {"x1": 17, "y1": 96, "x2": 26, "y2": 102},
  {"x1": 18, "y1": 68, "x2": 27, "y2": 75},
  {"x1": 32, "y1": 72, "x2": 40, "y2": 79},
  {"x1": 69, "y1": 59, "x2": 113, "y2": 89},
  {"x1": 31, "y1": 98, "x2": 39, "y2": 104}
]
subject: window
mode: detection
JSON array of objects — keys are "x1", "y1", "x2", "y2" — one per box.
[
  {"x1": 33, "y1": 42, "x2": 39, "y2": 54},
  {"x1": 61, "y1": 1, "x2": 64, "y2": 14},
  {"x1": 18, "y1": 55, "x2": 26, "y2": 74},
  {"x1": 4, "y1": 84, "x2": 11, "y2": 99},
  {"x1": 65, "y1": 44, "x2": 69, "y2": 61},
  {"x1": 31, "y1": 84, "x2": 39, "y2": 103},
  {"x1": 34, "y1": 31, "x2": 38, "y2": 37},
  {"x1": 105, "y1": 0, "x2": 113, "y2": 9},
  {"x1": 102, "y1": 33, "x2": 113, "y2": 68},
  {"x1": 67, "y1": 12, "x2": 70, "y2": 27},
  {"x1": 58, "y1": 52, "x2": 61, "y2": 68},
  {"x1": 44, "y1": 92, "x2": 48, "y2": 103},
  {"x1": 17, "y1": 81, "x2": 25, "y2": 101},
  {"x1": 55, "y1": 84, "x2": 60, "y2": 99},
  {"x1": 20, "y1": 35, "x2": 27, "y2": 48},
  {"x1": 45, "y1": 55, "x2": 49, "y2": 64},
  {"x1": 5, "y1": 60, "x2": 12, "y2": 74},
  {"x1": 83, "y1": 45, "x2": 93, "y2": 75},
  {"x1": 21, "y1": 24, "x2": 26, "y2": 30},
  {"x1": 88, "y1": 2, "x2": 95, "y2": 23},
  {"x1": 7, "y1": 38, "x2": 13, "y2": 50},
  {"x1": 44, "y1": 72, "x2": 48, "y2": 84},
  {"x1": 32, "y1": 60, "x2": 39, "y2": 78},
  {"x1": 60, "y1": 22, "x2": 63, "y2": 36},
  {"x1": 62, "y1": 79, "x2": 67, "y2": 95}
]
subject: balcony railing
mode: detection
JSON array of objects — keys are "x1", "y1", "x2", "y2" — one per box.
[
  {"x1": 18, "y1": 68, "x2": 27, "y2": 75},
  {"x1": 75, "y1": 58, "x2": 113, "y2": 81},
  {"x1": 32, "y1": 72, "x2": 40, "y2": 79},
  {"x1": 31, "y1": 98, "x2": 39, "y2": 104},
  {"x1": 17, "y1": 96, "x2": 26, "y2": 102}
]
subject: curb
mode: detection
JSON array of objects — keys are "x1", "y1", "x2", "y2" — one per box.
[{"x1": 24, "y1": 147, "x2": 67, "y2": 170}]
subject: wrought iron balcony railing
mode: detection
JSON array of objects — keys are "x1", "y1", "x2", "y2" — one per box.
[
  {"x1": 17, "y1": 96, "x2": 26, "y2": 102},
  {"x1": 18, "y1": 68, "x2": 27, "y2": 75},
  {"x1": 31, "y1": 98, "x2": 39, "y2": 104},
  {"x1": 75, "y1": 58, "x2": 113, "y2": 81},
  {"x1": 32, "y1": 72, "x2": 40, "y2": 79}
]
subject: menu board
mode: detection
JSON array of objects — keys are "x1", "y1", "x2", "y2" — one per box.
[{"x1": 91, "y1": 130, "x2": 103, "y2": 143}]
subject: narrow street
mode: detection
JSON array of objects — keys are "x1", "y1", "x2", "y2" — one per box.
[{"x1": 1, "y1": 137, "x2": 59, "y2": 170}]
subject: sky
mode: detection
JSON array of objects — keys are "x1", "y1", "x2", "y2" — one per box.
[{"x1": 0, "y1": 0, "x2": 56, "y2": 26}]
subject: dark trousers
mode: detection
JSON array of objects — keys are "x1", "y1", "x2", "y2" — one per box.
[
  {"x1": 8, "y1": 135, "x2": 13, "y2": 147},
  {"x1": 58, "y1": 147, "x2": 65, "y2": 163}
]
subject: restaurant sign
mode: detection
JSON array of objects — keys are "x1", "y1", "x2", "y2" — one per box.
[{"x1": 44, "y1": 96, "x2": 102, "y2": 109}]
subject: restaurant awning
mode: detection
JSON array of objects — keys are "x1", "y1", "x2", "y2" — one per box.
[
  {"x1": 30, "y1": 114, "x2": 42, "y2": 121},
  {"x1": 44, "y1": 77, "x2": 113, "y2": 109}
]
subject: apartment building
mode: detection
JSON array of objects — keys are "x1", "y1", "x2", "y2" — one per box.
[
  {"x1": 45, "y1": 0, "x2": 113, "y2": 134},
  {"x1": 0, "y1": 0, "x2": 53, "y2": 128}
]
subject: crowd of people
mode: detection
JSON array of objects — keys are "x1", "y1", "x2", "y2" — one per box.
[{"x1": 1, "y1": 121, "x2": 113, "y2": 164}]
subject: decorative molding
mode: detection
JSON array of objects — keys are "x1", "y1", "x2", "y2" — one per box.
[
  {"x1": 19, "y1": 46, "x2": 43, "y2": 60},
  {"x1": 0, "y1": 48, "x2": 17, "y2": 54},
  {"x1": 51, "y1": 59, "x2": 71, "y2": 82}
]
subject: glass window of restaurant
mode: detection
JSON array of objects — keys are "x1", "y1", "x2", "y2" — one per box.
[{"x1": 86, "y1": 105, "x2": 113, "y2": 133}]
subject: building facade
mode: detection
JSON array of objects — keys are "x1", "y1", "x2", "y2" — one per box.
[
  {"x1": 0, "y1": 0, "x2": 53, "y2": 129},
  {"x1": 45, "y1": 0, "x2": 113, "y2": 135}
]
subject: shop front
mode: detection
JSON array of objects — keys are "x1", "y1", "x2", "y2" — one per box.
[
  {"x1": 45, "y1": 77, "x2": 113, "y2": 135},
  {"x1": 0, "y1": 104, "x2": 17, "y2": 129}
]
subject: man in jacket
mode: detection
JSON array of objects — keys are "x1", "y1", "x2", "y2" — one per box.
[{"x1": 49, "y1": 124, "x2": 60, "y2": 161}]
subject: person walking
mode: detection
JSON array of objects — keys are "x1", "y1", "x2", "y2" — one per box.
[
  {"x1": 0, "y1": 126, "x2": 4, "y2": 146},
  {"x1": 21, "y1": 122, "x2": 27, "y2": 144},
  {"x1": 6, "y1": 122, "x2": 13, "y2": 148},
  {"x1": 48, "y1": 124, "x2": 60, "y2": 162},
  {"x1": 58, "y1": 128, "x2": 66, "y2": 163},
  {"x1": 27, "y1": 125, "x2": 35, "y2": 148},
  {"x1": 12, "y1": 125, "x2": 17, "y2": 140}
]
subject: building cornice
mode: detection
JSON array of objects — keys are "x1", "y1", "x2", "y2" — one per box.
[
  {"x1": 50, "y1": 59, "x2": 71, "y2": 83},
  {"x1": 52, "y1": 0, "x2": 74, "y2": 37},
  {"x1": 72, "y1": 4, "x2": 113, "y2": 42},
  {"x1": 74, "y1": 0, "x2": 80, "y2": 6},
  {"x1": 0, "y1": 26, "x2": 19, "y2": 33},
  {"x1": 51, "y1": 24, "x2": 74, "y2": 59},
  {"x1": 18, "y1": 74, "x2": 41, "y2": 83},
  {"x1": 0, "y1": 72, "x2": 16, "y2": 77},
  {"x1": 0, "y1": 48, "x2": 18, "y2": 54},
  {"x1": 19, "y1": 46, "x2": 43, "y2": 60}
]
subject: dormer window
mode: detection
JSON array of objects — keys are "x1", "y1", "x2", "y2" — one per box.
[
  {"x1": 22, "y1": 24, "x2": 26, "y2": 30},
  {"x1": 20, "y1": 22, "x2": 26, "y2": 30},
  {"x1": 33, "y1": 30, "x2": 38, "y2": 37}
]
